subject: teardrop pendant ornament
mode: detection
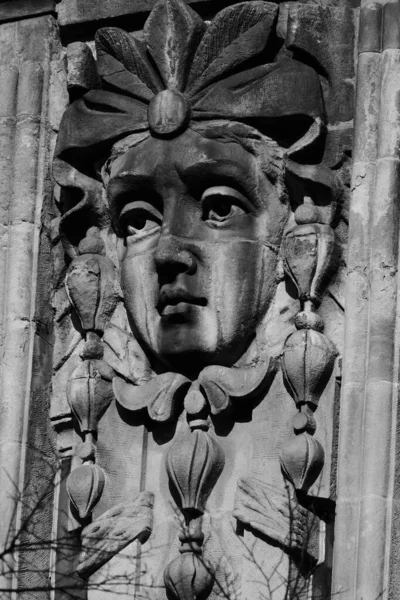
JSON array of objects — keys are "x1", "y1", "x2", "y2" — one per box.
[
  {"x1": 282, "y1": 329, "x2": 336, "y2": 408},
  {"x1": 65, "y1": 251, "x2": 118, "y2": 335},
  {"x1": 67, "y1": 359, "x2": 115, "y2": 433},
  {"x1": 280, "y1": 432, "x2": 325, "y2": 492},
  {"x1": 164, "y1": 553, "x2": 214, "y2": 600},
  {"x1": 282, "y1": 221, "x2": 337, "y2": 308},
  {"x1": 166, "y1": 429, "x2": 225, "y2": 513},
  {"x1": 67, "y1": 463, "x2": 105, "y2": 520}
]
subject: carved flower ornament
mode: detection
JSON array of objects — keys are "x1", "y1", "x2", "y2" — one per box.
[{"x1": 54, "y1": 0, "x2": 328, "y2": 215}]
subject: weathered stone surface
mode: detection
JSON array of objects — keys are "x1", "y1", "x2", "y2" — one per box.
[
  {"x1": 0, "y1": 0, "x2": 55, "y2": 23},
  {"x1": 284, "y1": 3, "x2": 355, "y2": 124},
  {"x1": 57, "y1": 0, "x2": 239, "y2": 29},
  {"x1": 52, "y1": 0, "x2": 350, "y2": 598},
  {"x1": 67, "y1": 42, "x2": 101, "y2": 99},
  {"x1": 0, "y1": 12, "x2": 67, "y2": 598}
]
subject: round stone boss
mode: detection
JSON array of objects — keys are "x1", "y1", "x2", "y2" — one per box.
[{"x1": 148, "y1": 90, "x2": 191, "y2": 137}]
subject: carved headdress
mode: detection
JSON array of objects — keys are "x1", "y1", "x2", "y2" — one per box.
[{"x1": 54, "y1": 0, "x2": 340, "y2": 253}]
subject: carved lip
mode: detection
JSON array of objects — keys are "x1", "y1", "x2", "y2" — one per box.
[{"x1": 157, "y1": 288, "x2": 207, "y2": 315}]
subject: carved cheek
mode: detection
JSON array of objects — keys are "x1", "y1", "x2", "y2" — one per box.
[
  {"x1": 208, "y1": 241, "x2": 277, "y2": 344},
  {"x1": 120, "y1": 251, "x2": 160, "y2": 350}
]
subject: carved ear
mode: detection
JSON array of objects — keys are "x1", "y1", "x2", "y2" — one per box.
[
  {"x1": 187, "y1": 2, "x2": 277, "y2": 96},
  {"x1": 144, "y1": 0, "x2": 206, "y2": 90}
]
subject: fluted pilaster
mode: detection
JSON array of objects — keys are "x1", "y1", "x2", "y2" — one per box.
[{"x1": 0, "y1": 14, "x2": 66, "y2": 596}]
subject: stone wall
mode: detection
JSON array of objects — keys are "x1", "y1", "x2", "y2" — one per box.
[{"x1": 0, "y1": 2, "x2": 398, "y2": 600}]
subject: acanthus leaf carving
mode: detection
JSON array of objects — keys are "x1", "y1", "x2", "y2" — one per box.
[
  {"x1": 144, "y1": 0, "x2": 206, "y2": 90},
  {"x1": 187, "y1": 2, "x2": 278, "y2": 96},
  {"x1": 233, "y1": 476, "x2": 316, "y2": 553},
  {"x1": 96, "y1": 27, "x2": 162, "y2": 95},
  {"x1": 77, "y1": 491, "x2": 154, "y2": 579}
]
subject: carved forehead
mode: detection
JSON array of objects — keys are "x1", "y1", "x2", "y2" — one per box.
[
  {"x1": 109, "y1": 128, "x2": 257, "y2": 177},
  {"x1": 107, "y1": 128, "x2": 268, "y2": 209}
]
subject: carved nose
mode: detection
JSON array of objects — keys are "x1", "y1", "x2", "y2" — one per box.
[{"x1": 154, "y1": 235, "x2": 197, "y2": 277}]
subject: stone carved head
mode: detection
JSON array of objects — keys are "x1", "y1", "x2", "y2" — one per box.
[{"x1": 54, "y1": 0, "x2": 343, "y2": 375}]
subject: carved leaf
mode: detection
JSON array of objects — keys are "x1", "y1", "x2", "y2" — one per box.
[
  {"x1": 144, "y1": 0, "x2": 206, "y2": 90},
  {"x1": 67, "y1": 359, "x2": 115, "y2": 433},
  {"x1": 78, "y1": 491, "x2": 154, "y2": 579},
  {"x1": 67, "y1": 463, "x2": 105, "y2": 520},
  {"x1": 233, "y1": 477, "x2": 310, "y2": 550},
  {"x1": 280, "y1": 433, "x2": 325, "y2": 492},
  {"x1": 166, "y1": 429, "x2": 225, "y2": 513},
  {"x1": 191, "y1": 60, "x2": 324, "y2": 128},
  {"x1": 113, "y1": 372, "x2": 189, "y2": 422},
  {"x1": 164, "y1": 553, "x2": 214, "y2": 600},
  {"x1": 96, "y1": 27, "x2": 161, "y2": 99},
  {"x1": 187, "y1": 2, "x2": 277, "y2": 97},
  {"x1": 282, "y1": 329, "x2": 336, "y2": 408}
]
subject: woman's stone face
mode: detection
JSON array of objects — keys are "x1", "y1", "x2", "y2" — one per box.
[{"x1": 107, "y1": 128, "x2": 287, "y2": 372}]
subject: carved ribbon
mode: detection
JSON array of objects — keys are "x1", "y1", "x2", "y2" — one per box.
[{"x1": 113, "y1": 358, "x2": 274, "y2": 424}]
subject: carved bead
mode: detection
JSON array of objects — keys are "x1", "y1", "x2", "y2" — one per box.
[
  {"x1": 67, "y1": 463, "x2": 105, "y2": 520},
  {"x1": 164, "y1": 553, "x2": 214, "y2": 600},
  {"x1": 292, "y1": 411, "x2": 316, "y2": 435},
  {"x1": 65, "y1": 253, "x2": 118, "y2": 335},
  {"x1": 294, "y1": 307, "x2": 324, "y2": 332},
  {"x1": 67, "y1": 359, "x2": 114, "y2": 433},
  {"x1": 148, "y1": 90, "x2": 191, "y2": 137},
  {"x1": 294, "y1": 197, "x2": 319, "y2": 224},
  {"x1": 282, "y1": 222, "x2": 337, "y2": 308},
  {"x1": 166, "y1": 429, "x2": 225, "y2": 513},
  {"x1": 184, "y1": 386, "x2": 207, "y2": 416},
  {"x1": 282, "y1": 329, "x2": 336, "y2": 408},
  {"x1": 280, "y1": 432, "x2": 325, "y2": 492},
  {"x1": 79, "y1": 331, "x2": 104, "y2": 360}
]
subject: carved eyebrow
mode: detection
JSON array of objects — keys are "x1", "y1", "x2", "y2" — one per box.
[
  {"x1": 179, "y1": 160, "x2": 261, "y2": 209},
  {"x1": 107, "y1": 173, "x2": 161, "y2": 220},
  {"x1": 107, "y1": 173, "x2": 155, "y2": 198}
]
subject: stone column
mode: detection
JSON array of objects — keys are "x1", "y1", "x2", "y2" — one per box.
[
  {"x1": 332, "y1": 1, "x2": 400, "y2": 598},
  {"x1": 0, "y1": 10, "x2": 66, "y2": 597}
]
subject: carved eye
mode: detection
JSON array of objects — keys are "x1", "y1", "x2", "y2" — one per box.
[
  {"x1": 201, "y1": 186, "x2": 248, "y2": 223},
  {"x1": 119, "y1": 201, "x2": 162, "y2": 238}
]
